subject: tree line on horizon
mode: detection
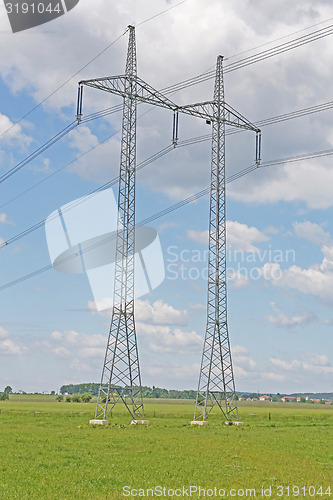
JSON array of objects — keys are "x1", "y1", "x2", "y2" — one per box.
[
  {"x1": 58, "y1": 384, "x2": 333, "y2": 400},
  {"x1": 60, "y1": 383, "x2": 198, "y2": 399}
]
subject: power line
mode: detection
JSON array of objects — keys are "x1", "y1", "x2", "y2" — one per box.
[
  {"x1": 5, "y1": 87, "x2": 333, "y2": 206},
  {"x1": 0, "y1": 129, "x2": 120, "y2": 210},
  {"x1": 226, "y1": 16, "x2": 333, "y2": 61},
  {"x1": 0, "y1": 100, "x2": 162, "y2": 205},
  {"x1": 225, "y1": 24, "x2": 333, "y2": 72},
  {"x1": 3, "y1": 20, "x2": 332, "y2": 235},
  {"x1": 0, "y1": 161, "x2": 255, "y2": 291},
  {"x1": 0, "y1": 101, "x2": 128, "y2": 189},
  {"x1": 2, "y1": 12, "x2": 332, "y2": 149},
  {"x1": 4, "y1": 112, "x2": 333, "y2": 247},
  {"x1": 2, "y1": 141, "x2": 178, "y2": 247},
  {"x1": 0, "y1": 131, "x2": 267, "y2": 247},
  {"x1": 191, "y1": 16, "x2": 333, "y2": 75},
  {"x1": 0, "y1": 33, "x2": 127, "y2": 141},
  {"x1": 261, "y1": 148, "x2": 333, "y2": 167},
  {"x1": 2, "y1": 18, "x2": 333, "y2": 189},
  {"x1": 226, "y1": 99, "x2": 333, "y2": 138},
  {"x1": 160, "y1": 23, "x2": 333, "y2": 96},
  {"x1": 135, "y1": 0, "x2": 190, "y2": 27},
  {"x1": 0, "y1": 121, "x2": 78, "y2": 185},
  {"x1": 0, "y1": 101, "x2": 128, "y2": 209},
  {"x1": 0, "y1": 0, "x2": 191, "y2": 141},
  {"x1": 1, "y1": 144, "x2": 333, "y2": 290},
  {"x1": 255, "y1": 101, "x2": 333, "y2": 127}
]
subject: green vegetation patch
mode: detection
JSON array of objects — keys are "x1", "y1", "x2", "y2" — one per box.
[{"x1": 0, "y1": 401, "x2": 332, "y2": 499}]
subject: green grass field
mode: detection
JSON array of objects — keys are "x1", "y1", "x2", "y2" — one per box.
[{"x1": 0, "y1": 399, "x2": 332, "y2": 499}]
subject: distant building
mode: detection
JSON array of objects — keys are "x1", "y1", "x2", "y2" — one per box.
[{"x1": 281, "y1": 396, "x2": 296, "y2": 402}]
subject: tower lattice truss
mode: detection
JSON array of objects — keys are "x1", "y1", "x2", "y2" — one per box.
[{"x1": 77, "y1": 26, "x2": 261, "y2": 421}]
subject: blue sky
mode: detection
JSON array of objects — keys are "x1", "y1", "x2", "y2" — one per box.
[{"x1": 0, "y1": 0, "x2": 333, "y2": 395}]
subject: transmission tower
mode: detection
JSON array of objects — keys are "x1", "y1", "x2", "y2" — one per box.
[
  {"x1": 77, "y1": 26, "x2": 260, "y2": 424},
  {"x1": 191, "y1": 57, "x2": 261, "y2": 425},
  {"x1": 85, "y1": 26, "x2": 145, "y2": 424}
]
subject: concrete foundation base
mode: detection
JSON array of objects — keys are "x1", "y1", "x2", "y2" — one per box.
[
  {"x1": 189, "y1": 420, "x2": 209, "y2": 426},
  {"x1": 130, "y1": 419, "x2": 150, "y2": 425},
  {"x1": 89, "y1": 419, "x2": 109, "y2": 426},
  {"x1": 225, "y1": 421, "x2": 244, "y2": 426}
]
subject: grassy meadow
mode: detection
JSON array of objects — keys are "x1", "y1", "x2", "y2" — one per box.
[{"x1": 0, "y1": 398, "x2": 332, "y2": 499}]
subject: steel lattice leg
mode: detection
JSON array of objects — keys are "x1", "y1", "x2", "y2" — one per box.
[{"x1": 193, "y1": 56, "x2": 238, "y2": 423}]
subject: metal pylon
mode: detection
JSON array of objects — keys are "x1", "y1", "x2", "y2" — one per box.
[
  {"x1": 94, "y1": 26, "x2": 144, "y2": 420},
  {"x1": 193, "y1": 56, "x2": 255, "y2": 423}
]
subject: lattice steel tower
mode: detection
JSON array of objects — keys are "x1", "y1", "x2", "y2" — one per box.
[
  {"x1": 82, "y1": 26, "x2": 144, "y2": 422},
  {"x1": 192, "y1": 57, "x2": 261, "y2": 424}
]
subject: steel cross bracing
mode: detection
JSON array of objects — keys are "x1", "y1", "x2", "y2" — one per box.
[{"x1": 77, "y1": 26, "x2": 261, "y2": 422}]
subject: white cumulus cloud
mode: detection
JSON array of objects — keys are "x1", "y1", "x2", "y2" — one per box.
[
  {"x1": 137, "y1": 323, "x2": 202, "y2": 354},
  {"x1": 0, "y1": 326, "x2": 25, "y2": 355},
  {"x1": 293, "y1": 221, "x2": 331, "y2": 246},
  {"x1": 266, "y1": 302, "x2": 315, "y2": 328},
  {"x1": 187, "y1": 221, "x2": 269, "y2": 253}
]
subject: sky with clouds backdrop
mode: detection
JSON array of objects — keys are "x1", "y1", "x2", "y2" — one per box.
[{"x1": 0, "y1": 0, "x2": 333, "y2": 395}]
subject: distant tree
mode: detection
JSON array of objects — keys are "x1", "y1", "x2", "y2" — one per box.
[
  {"x1": 81, "y1": 393, "x2": 92, "y2": 403},
  {"x1": 72, "y1": 394, "x2": 81, "y2": 403},
  {"x1": 51, "y1": 390, "x2": 55, "y2": 396},
  {"x1": 56, "y1": 395, "x2": 64, "y2": 402},
  {"x1": 65, "y1": 396, "x2": 72, "y2": 402},
  {"x1": 60, "y1": 383, "x2": 100, "y2": 395},
  {"x1": 4, "y1": 386, "x2": 12, "y2": 394},
  {"x1": 0, "y1": 392, "x2": 9, "y2": 401}
]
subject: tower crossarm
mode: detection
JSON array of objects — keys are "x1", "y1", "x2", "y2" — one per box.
[
  {"x1": 176, "y1": 101, "x2": 215, "y2": 121},
  {"x1": 79, "y1": 77, "x2": 260, "y2": 135},
  {"x1": 79, "y1": 75, "x2": 128, "y2": 95},
  {"x1": 224, "y1": 102, "x2": 260, "y2": 132},
  {"x1": 176, "y1": 101, "x2": 261, "y2": 131},
  {"x1": 135, "y1": 76, "x2": 177, "y2": 109},
  {"x1": 79, "y1": 75, "x2": 177, "y2": 112}
]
